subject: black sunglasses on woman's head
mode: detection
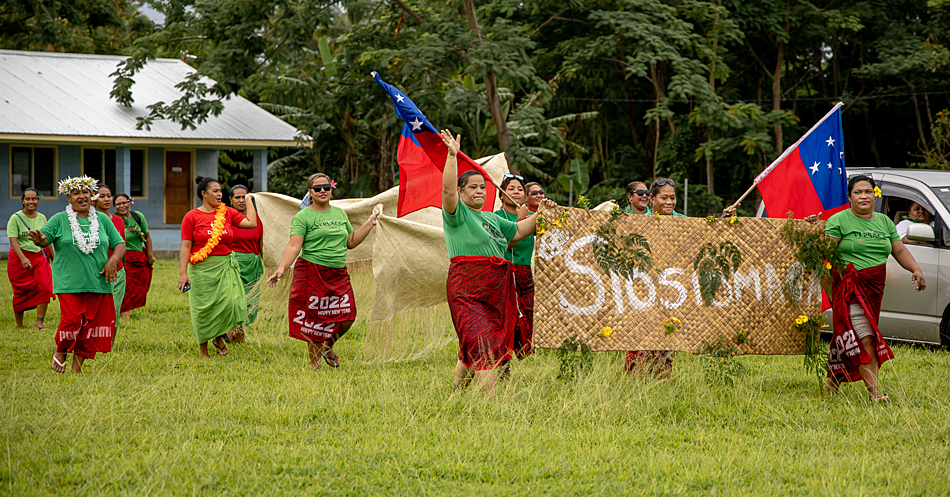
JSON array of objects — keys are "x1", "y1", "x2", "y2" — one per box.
[
  {"x1": 652, "y1": 178, "x2": 675, "y2": 187},
  {"x1": 311, "y1": 184, "x2": 332, "y2": 192}
]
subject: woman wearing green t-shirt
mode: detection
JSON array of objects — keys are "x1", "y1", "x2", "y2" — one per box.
[
  {"x1": 624, "y1": 181, "x2": 649, "y2": 215},
  {"x1": 115, "y1": 193, "x2": 154, "y2": 321},
  {"x1": 267, "y1": 173, "x2": 378, "y2": 369},
  {"x1": 624, "y1": 178, "x2": 738, "y2": 378},
  {"x1": 441, "y1": 130, "x2": 552, "y2": 397},
  {"x1": 824, "y1": 175, "x2": 926, "y2": 402},
  {"x1": 7, "y1": 188, "x2": 53, "y2": 329},
  {"x1": 30, "y1": 176, "x2": 126, "y2": 374},
  {"x1": 493, "y1": 174, "x2": 536, "y2": 370}
]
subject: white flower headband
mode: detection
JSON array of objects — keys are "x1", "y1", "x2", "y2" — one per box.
[{"x1": 57, "y1": 175, "x2": 99, "y2": 196}]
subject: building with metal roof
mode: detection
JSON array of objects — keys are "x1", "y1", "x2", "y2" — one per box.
[{"x1": 0, "y1": 49, "x2": 309, "y2": 254}]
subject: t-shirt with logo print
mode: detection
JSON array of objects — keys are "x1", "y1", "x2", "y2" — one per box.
[
  {"x1": 443, "y1": 203, "x2": 518, "y2": 259},
  {"x1": 825, "y1": 209, "x2": 900, "y2": 271},
  {"x1": 181, "y1": 207, "x2": 247, "y2": 258},
  {"x1": 290, "y1": 206, "x2": 354, "y2": 268}
]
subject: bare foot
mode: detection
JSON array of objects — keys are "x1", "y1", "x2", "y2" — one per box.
[
  {"x1": 36, "y1": 320, "x2": 46, "y2": 331},
  {"x1": 71, "y1": 355, "x2": 84, "y2": 374}
]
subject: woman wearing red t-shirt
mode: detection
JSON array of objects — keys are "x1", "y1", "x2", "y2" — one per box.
[
  {"x1": 228, "y1": 184, "x2": 263, "y2": 343},
  {"x1": 178, "y1": 176, "x2": 258, "y2": 358}
]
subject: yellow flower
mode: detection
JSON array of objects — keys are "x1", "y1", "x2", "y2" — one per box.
[
  {"x1": 873, "y1": 186, "x2": 882, "y2": 197},
  {"x1": 564, "y1": 220, "x2": 570, "y2": 226},
  {"x1": 729, "y1": 215, "x2": 738, "y2": 224},
  {"x1": 671, "y1": 317, "x2": 681, "y2": 324},
  {"x1": 825, "y1": 261, "x2": 832, "y2": 270},
  {"x1": 598, "y1": 326, "x2": 613, "y2": 337},
  {"x1": 537, "y1": 228, "x2": 548, "y2": 235},
  {"x1": 552, "y1": 220, "x2": 562, "y2": 227}
]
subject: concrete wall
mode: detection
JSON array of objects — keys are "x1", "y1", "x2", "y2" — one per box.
[{"x1": 0, "y1": 143, "x2": 252, "y2": 257}]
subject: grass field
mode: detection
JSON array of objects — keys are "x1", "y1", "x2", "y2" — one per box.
[{"x1": 2, "y1": 259, "x2": 949, "y2": 495}]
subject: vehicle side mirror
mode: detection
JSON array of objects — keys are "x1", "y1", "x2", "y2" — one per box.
[{"x1": 906, "y1": 223, "x2": 935, "y2": 242}]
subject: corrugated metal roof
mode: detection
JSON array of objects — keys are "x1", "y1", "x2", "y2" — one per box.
[{"x1": 0, "y1": 50, "x2": 309, "y2": 146}]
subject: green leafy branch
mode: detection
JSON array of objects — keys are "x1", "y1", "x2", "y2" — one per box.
[
  {"x1": 692, "y1": 241, "x2": 742, "y2": 306},
  {"x1": 592, "y1": 221, "x2": 654, "y2": 279},
  {"x1": 554, "y1": 337, "x2": 593, "y2": 381}
]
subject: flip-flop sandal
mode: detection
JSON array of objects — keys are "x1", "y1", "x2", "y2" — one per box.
[
  {"x1": 36, "y1": 321, "x2": 47, "y2": 331},
  {"x1": 213, "y1": 338, "x2": 229, "y2": 356},
  {"x1": 322, "y1": 350, "x2": 340, "y2": 368},
  {"x1": 51, "y1": 354, "x2": 66, "y2": 373}
]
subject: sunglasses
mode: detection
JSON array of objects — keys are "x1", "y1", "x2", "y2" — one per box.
[
  {"x1": 504, "y1": 174, "x2": 525, "y2": 181},
  {"x1": 652, "y1": 178, "x2": 675, "y2": 188},
  {"x1": 529, "y1": 190, "x2": 545, "y2": 196},
  {"x1": 310, "y1": 184, "x2": 333, "y2": 192},
  {"x1": 631, "y1": 189, "x2": 650, "y2": 196}
]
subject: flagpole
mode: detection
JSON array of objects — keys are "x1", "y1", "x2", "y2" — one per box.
[{"x1": 727, "y1": 102, "x2": 844, "y2": 211}]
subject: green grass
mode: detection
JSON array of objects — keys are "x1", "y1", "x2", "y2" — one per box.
[{"x1": 2, "y1": 259, "x2": 949, "y2": 495}]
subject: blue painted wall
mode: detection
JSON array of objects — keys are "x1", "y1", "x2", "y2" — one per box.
[{"x1": 0, "y1": 143, "x2": 228, "y2": 255}]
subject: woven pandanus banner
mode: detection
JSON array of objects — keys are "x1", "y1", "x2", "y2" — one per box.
[{"x1": 533, "y1": 206, "x2": 824, "y2": 355}]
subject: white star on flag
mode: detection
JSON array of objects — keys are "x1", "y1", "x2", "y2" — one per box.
[
  {"x1": 395, "y1": 94, "x2": 405, "y2": 103},
  {"x1": 409, "y1": 117, "x2": 423, "y2": 131},
  {"x1": 827, "y1": 162, "x2": 833, "y2": 169},
  {"x1": 826, "y1": 136, "x2": 835, "y2": 147},
  {"x1": 840, "y1": 151, "x2": 844, "y2": 158},
  {"x1": 838, "y1": 167, "x2": 842, "y2": 174},
  {"x1": 810, "y1": 162, "x2": 820, "y2": 174}
]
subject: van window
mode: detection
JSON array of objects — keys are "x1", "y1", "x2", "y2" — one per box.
[{"x1": 879, "y1": 182, "x2": 934, "y2": 225}]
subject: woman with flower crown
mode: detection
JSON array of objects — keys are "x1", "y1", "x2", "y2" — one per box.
[
  {"x1": 178, "y1": 176, "x2": 258, "y2": 358},
  {"x1": 28, "y1": 176, "x2": 126, "y2": 374},
  {"x1": 267, "y1": 173, "x2": 378, "y2": 369},
  {"x1": 7, "y1": 187, "x2": 54, "y2": 330}
]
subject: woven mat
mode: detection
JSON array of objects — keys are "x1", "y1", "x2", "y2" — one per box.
[{"x1": 534, "y1": 206, "x2": 823, "y2": 355}]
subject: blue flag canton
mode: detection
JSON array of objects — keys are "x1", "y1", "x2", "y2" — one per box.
[
  {"x1": 800, "y1": 109, "x2": 848, "y2": 210},
  {"x1": 374, "y1": 73, "x2": 439, "y2": 135}
]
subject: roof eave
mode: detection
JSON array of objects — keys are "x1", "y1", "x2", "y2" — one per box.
[{"x1": 0, "y1": 133, "x2": 313, "y2": 148}]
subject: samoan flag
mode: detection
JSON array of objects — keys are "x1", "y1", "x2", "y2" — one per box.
[
  {"x1": 372, "y1": 72, "x2": 498, "y2": 217},
  {"x1": 757, "y1": 105, "x2": 849, "y2": 220}
]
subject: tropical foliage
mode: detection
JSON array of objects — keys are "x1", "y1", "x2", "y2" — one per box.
[{"x1": 5, "y1": 0, "x2": 950, "y2": 208}]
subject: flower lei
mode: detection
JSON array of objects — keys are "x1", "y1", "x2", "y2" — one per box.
[
  {"x1": 66, "y1": 204, "x2": 101, "y2": 254},
  {"x1": 189, "y1": 204, "x2": 227, "y2": 264}
]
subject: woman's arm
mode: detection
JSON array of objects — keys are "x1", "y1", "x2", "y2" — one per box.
[
  {"x1": 512, "y1": 199, "x2": 557, "y2": 243},
  {"x1": 101, "y1": 243, "x2": 126, "y2": 284},
  {"x1": 347, "y1": 213, "x2": 379, "y2": 249},
  {"x1": 178, "y1": 240, "x2": 192, "y2": 291},
  {"x1": 891, "y1": 240, "x2": 926, "y2": 291},
  {"x1": 9, "y1": 238, "x2": 31, "y2": 269},
  {"x1": 266, "y1": 235, "x2": 305, "y2": 286},
  {"x1": 144, "y1": 233, "x2": 156, "y2": 265},
  {"x1": 236, "y1": 194, "x2": 258, "y2": 229},
  {"x1": 441, "y1": 130, "x2": 461, "y2": 215}
]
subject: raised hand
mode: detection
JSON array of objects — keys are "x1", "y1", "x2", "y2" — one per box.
[{"x1": 441, "y1": 129, "x2": 461, "y2": 157}]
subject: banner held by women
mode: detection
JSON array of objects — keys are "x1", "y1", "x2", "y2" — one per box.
[{"x1": 532, "y1": 206, "x2": 824, "y2": 355}]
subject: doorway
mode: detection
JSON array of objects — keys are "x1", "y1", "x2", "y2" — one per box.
[{"x1": 164, "y1": 151, "x2": 192, "y2": 224}]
